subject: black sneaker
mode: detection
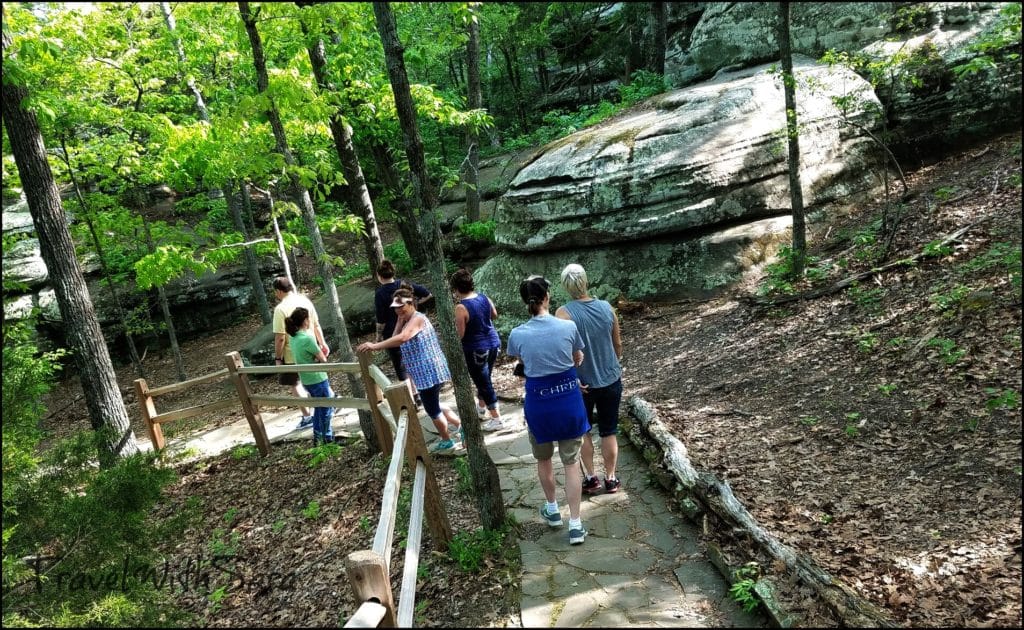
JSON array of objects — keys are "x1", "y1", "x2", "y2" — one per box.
[
  {"x1": 604, "y1": 477, "x2": 621, "y2": 494},
  {"x1": 582, "y1": 475, "x2": 602, "y2": 495}
]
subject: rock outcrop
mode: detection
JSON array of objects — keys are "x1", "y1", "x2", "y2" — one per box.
[{"x1": 476, "y1": 58, "x2": 881, "y2": 317}]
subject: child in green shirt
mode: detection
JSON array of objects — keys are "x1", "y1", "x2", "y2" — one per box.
[{"x1": 286, "y1": 307, "x2": 334, "y2": 445}]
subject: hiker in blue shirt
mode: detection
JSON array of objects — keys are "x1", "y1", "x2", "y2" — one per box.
[
  {"x1": 507, "y1": 275, "x2": 590, "y2": 545},
  {"x1": 556, "y1": 263, "x2": 624, "y2": 495}
]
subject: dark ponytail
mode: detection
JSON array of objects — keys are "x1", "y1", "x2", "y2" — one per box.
[
  {"x1": 286, "y1": 307, "x2": 309, "y2": 337},
  {"x1": 519, "y1": 275, "x2": 550, "y2": 316}
]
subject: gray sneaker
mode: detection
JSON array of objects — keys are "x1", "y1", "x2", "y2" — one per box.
[
  {"x1": 569, "y1": 526, "x2": 587, "y2": 545},
  {"x1": 539, "y1": 505, "x2": 562, "y2": 527}
]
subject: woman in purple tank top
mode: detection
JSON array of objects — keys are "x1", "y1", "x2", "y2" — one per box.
[{"x1": 451, "y1": 268, "x2": 507, "y2": 432}]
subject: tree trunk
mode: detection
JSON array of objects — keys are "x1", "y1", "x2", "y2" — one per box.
[
  {"x1": 374, "y1": 0, "x2": 506, "y2": 530},
  {"x1": 239, "y1": 1, "x2": 379, "y2": 453},
  {"x1": 60, "y1": 138, "x2": 148, "y2": 381},
  {"x1": 778, "y1": 2, "x2": 807, "y2": 276},
  {"x1": 227, "y1": 179, "x2": 272, "y2": 324},
  {"x1": 648, "y1": 2, "x2": 666, "y2": 76},
  {"x1": 535, "y1": 47, "x2": 550, "y2": 94},
  {"x1": 302, "y1": 21, "x2": 385, "y2": 273},
  {"x1": 500, "y1": 45, "x2": 526, "y2": 130},
  {"x1": 464, "y1": 13, "x2": 482, "y2": 223},
  {"x1": 161, "y1": 1, "x2": 211, "y2": 123},
  {"x1": 367, "y1": 141, "x2": 430, "y2": 267},
  {"x1": 140, "y1": 215, "x2": 188, "y2": 382},
  {"x1": 3, "y1": 29, "x2": 140, "y2": 466}
]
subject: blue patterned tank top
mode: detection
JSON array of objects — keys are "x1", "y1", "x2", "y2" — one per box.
[{"x1": 399, "y1": 313, "x2": 451, "y2": 390}]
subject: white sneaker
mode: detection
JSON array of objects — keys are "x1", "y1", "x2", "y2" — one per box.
[
  {"x1": 476, "y1": 404, "x2": 487, "y2": 418},
  {"x1": 481, "y1": 417, "x2": 507, "y2": 432}
]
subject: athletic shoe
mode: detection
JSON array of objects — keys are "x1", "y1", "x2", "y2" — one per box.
[
  {"x1": 476, "y1": 403, "x2": 488, "y2": 418},
  {"x1": 604, "y1": 477, "x2": 622, "y2": 494},
  {"x1": 582, "y1": 475, "x2": 602, "y2": 495},
  {"x1": 481, "y1": 417, "x2": 507, "y2": 432},
  {"x1": 429, "y1": 439, "x2": 457, "y2": 455},
  {"x1": 569, "y1": 526, "x2": 587, "y2": 545},
  {"x1": 539, "y1": 505, "x2": 562, "y2": 527},
  {"x1": 295, "y1": 415, "x2": 314, "y2": 430}
]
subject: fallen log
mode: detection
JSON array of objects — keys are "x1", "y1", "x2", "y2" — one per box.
[{"x1": 626, "y1": 395, "x2": 896, "y2": 628}]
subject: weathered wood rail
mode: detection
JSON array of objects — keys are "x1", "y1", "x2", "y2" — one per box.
[{"x1": 134, "y1": 352, "x2": 450, "y2": 626}]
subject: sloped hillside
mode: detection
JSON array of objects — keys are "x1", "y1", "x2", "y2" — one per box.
[{"x1": 616, "y1": 131, "x2": 1022, "y2": 627}]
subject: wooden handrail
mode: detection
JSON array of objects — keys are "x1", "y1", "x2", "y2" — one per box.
[
  {"x1": 368, "y1": 363, "x2": 391, "y2": 390},
  {"x1": 345, "y1": 551, "x2": 396, "y2": 627},
  {"x1": 151, "y1": 397, "x2": 237, "y2": 424},
  {"x1": 373, "y1": 409, "x2": 410, "y2": 562},
  {"x1": 397, "y1": 459, "x2": 427, "y2": 627},
  {"x1": 148, "y1": 368, "x2": 230, "y2": 396},
  {"x1": 344, "y1": 602, "x2": 388, "y2": 628},
  {"x1": 236, "y1": 362, "x2": 362, "y2": 375},
  {"x1": 248, "y1": 395, "x2": 371, "y2": 410}
]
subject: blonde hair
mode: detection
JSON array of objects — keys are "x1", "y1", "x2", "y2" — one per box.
[{"x1": 560, "y1": 263, "x2": 588, "y2": 299}]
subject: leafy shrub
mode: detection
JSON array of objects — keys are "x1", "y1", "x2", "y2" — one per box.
[
  {"x1": 458, "y1": 220, "x2": 496, "y2": 244},
  {"x1": 618, "y1": 70, "x2": 668, "y2": 106},
  {"x1": 385, "y1": 241, "x2": 415, "y2": 275},
  {"x1": 448, "y1": 527, "x2": 505, "y2": 572},
  {"x1": 3, "y1": 320, "x2": 180, "y2": 626}
]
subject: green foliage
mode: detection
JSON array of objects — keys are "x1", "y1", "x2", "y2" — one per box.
[
  {"x1": 952, "y1": 3, "x2": 1022, "y2": 78},
  {"x1": 928, "y1": 337, "x2": 966, "y2": 365},
  {"x1": 957, "y1": 242, "x2": 1021, "y2": 275},
  {"x1": 230, "y1": 444, "x2": 258, "y2": 460},
  {"x1": 336, "y1": 262, "x2": 372, "y2": 284},
  {"x1": 857, "y1": 333, "x2": 880, "y2": 353},
  {"x1": 448, "y1": 527, "x2": 505, "y2": 572},
  {"x1": 358, "y1": 515, "x2": 373, "y2": 535},
  {"x1": 843, "y1": 413, "x2": 862, "y2": 438},
  {"x1": 2, "y1": 407, "x2": 178, "y2": 627},
  {"x1": 847, "y1": 282, "x2": 884, "y2": 313},
  {"x1": 457, "y1": 220, "x2": 496, "y2": 244},
  {"x1": 497, "y1": 70, "x2": 667, "y2": 153},
  {"x1": 922, "y1": 239, "x2": 954, "y2": 258},
  {"x1": 757, "y1": 246, "x2": 829, "y2": 296},
  {"x1": 933, "y1": 186, "x2": 959, "y2": 201},
  {"x1": 453, "y1": 457, "x2": 473, "y2": 495},
  {"x1": 984, "y1": 388, "x2": 1021, "y2": 411},
  {"x1": 384, "y1": 241, "x2": 415, "y2": 275},
  {"x1": 207, "y1": 528, "x2": 241, "y2": 557},
  {"x1": 618, "y1": 70, "x2": 668, "y2": 106},
  {"x1": 272, "y1": 519, "x2": 287, "y2": 534},
  {"x1": 930, "y1": 283, "x2": 971, "y2": 312},
  {"x1": 877, "y1": 383, "x2": 898, "y2": 396},
  {"x1": 728, "y1": 563, "x2": 761, "y2": 612},
  {"x1": 305, "y1": 442, "x2": 342, "y2": 469},
  {"x1": 301, "y1": 500, "x2": 321, "y2": 520}
]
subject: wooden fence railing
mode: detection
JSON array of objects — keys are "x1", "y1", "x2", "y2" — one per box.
[{"x1": 134, "y1": 352, "x2": 452, "y2": 627}]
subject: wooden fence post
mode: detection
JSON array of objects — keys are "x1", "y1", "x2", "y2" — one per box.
[
  {"x1": 384, "y1": 383, "x2": 452, "y2": 549},
  {"x1": 224, "y1": 351, "x2": 271, "y2": 456},
  {"x1": 345, "y1": 550, "x2": 397, "y2": 628},
  {"x1": 358, "y1": 352, "x2": 394, "y2": 454},
  {"x1": 134, "y1": 378, "x2": 164, "y2": 451}
]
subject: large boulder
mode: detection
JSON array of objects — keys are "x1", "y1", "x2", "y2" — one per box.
[
  {"x1": 495, "y1": 58, "x2": 879, "y2": 254},
  {"x1": 2, "y1": 238, "x2": 48, "y2": 288},
  {"x1": 477, "y1": 57, "x2": 883, "y2": 318}
]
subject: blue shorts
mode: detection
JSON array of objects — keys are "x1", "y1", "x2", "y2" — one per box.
[{"x1": 582, "y1": 379, "x2": 622, "y2": 438}]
